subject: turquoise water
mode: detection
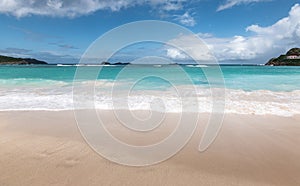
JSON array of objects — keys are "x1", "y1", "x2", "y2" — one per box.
[
  {"x1": 0, "y1": 65, "x2": 299, "y2": 114},
  {"x1": 0, "y1": 65, "x2": 299, "y2": 91}
]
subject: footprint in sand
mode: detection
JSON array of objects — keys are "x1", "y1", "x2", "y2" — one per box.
[{"x1": 57, "y1": 157, "x2": 80, "y2": 168}]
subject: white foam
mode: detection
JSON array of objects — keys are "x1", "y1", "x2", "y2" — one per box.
[
  {"x1": 0, "y1": 82, "x2": 299, "y2": 116},
  {"x1": 186, "y1": 65, "x2": 208, "y2": 68}
]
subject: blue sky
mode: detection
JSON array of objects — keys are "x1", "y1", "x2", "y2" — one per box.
[{"x1": 0, "y1": 0, "x2": 300, "y2": 64}]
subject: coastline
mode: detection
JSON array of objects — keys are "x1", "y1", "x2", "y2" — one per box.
[{"x1": 1, "y1": 110, "x2": 300, "y2": 186}]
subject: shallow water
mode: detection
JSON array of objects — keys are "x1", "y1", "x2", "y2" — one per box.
[{"x1": 0, "y1": 65, "x2": 299, "y2": 116}]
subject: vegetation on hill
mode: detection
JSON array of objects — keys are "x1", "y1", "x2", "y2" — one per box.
[
  {"x1": 266, "y1": 48, "x2": 300, "y2": 66},
  {"x1": 0, "y1": 55, "x2": 47, "y2": 65}
]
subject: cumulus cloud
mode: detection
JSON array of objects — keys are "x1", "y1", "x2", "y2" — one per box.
[
  {"x1": 0, "y1": 0, "x2": 188, "y2": 18},
  {"x1": 166, "y1": 48, "x2": 187, "y2": 59},
  {"x1": 175, "y1": 12, "x2": 196, "y2": 26},
  {"x1": 0, "y1": 0, "x2": 129, "y2": 17},
  {"x1": 217, "y1": 0, "x2": 271, "y2": 11},
  {"x1": 167, "y1": 4, "x2": 300, "y2": 63},
  {"x1": 167, "y1": 34, "x2": 215, "y2": 61}
]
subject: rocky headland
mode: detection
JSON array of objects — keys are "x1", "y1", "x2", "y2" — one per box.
[
  {"x1": 0, "y1": 55, "x2": 48, "y2": 65},
  {"x1": 266, "y1": 48, "x2": 300, "y2": 66}
]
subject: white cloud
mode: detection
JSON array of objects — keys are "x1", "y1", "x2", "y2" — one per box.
[
  {"x1": 217, "y1": 0, "x2": 270, "y2": 11},
  {"x1": 175, "y1": 12, "x2": 196, "y2": 26},
  {"x1": 167, "y1": 34, "x2": 215, "y2": 61},
  {"x1": 166, "y1": 48, "x2": 187, "y2": 59},
  {"x1": 167, "y1": 4, "x2": 300, "y2": 63},
  {"x1": 0, "y1": 0, "x2": 188, "y2": 18},
  {"x1": 153, "y1": 0, "x2": 185, "y2": 11},
  {"x1": 0, "y1": 0, "x2": 131, "y2": 17}
]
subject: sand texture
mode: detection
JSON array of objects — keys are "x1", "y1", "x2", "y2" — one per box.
[{"x1": 0, "y1": 111, "x2": 300, "y2": 186}]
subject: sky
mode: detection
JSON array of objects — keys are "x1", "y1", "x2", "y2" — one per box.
[{"x1": 0, "y1": 0, "x2": 300, "y2": 64}]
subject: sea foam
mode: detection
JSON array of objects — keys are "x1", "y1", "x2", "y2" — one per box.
[{"x1": 0, "y1": 81, "x2": 299, "y2": 117}]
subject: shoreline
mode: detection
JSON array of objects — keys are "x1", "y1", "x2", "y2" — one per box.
[
  {"x1": 1, "y1": 110, "x2": 300, "y2": 185},
  {"x1": 0, "y1": 109, "x2": 299, "y2": 118}
]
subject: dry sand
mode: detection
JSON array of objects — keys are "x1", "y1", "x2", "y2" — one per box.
[{"x1": 0, "y1": 110, "x2": 300, "y2": 186}]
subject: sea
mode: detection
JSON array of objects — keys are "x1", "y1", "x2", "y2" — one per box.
[{"x1": 0, "y1": 64, "x2": 299, "y2": 116}]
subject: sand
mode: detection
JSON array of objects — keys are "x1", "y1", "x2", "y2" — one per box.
[{"x1": 0, "y1": 110, "x2": 300, "y2": 186}]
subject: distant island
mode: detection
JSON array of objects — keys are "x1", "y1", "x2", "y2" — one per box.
[
  {"x1": 0, "y1": 55, "x2": 48, "y2": 65},
  {"x1": 100, "y1": 61, "x2": 130, "y2": 65},
  {"x1": 5, "y1": 51, "x2": 300, "y2": 66},
  {"x1": 266, "y1": 48, "x2": 300, "y2": 66}
]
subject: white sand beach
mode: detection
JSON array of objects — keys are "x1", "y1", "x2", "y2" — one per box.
[{"x1": 1, "y1": 111, "x2": 300, "y2": 186}]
